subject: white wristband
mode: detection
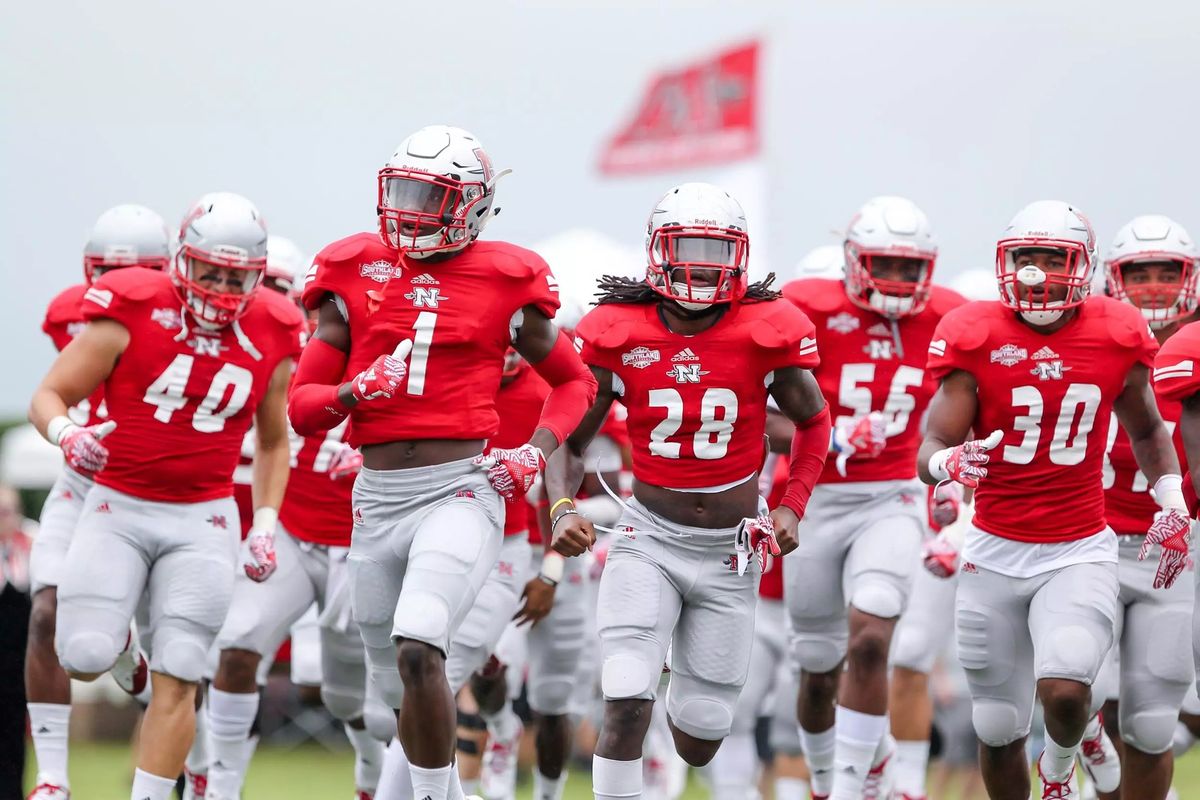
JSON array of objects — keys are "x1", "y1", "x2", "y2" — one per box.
[
  {"x1": 252, "y1": 507, "x2": 279, "y2": 532},
  {"x1": 539, "y1": 551, "x2": 565, "y2": 584},
  {"x1": 46, "y1": 416, "x2": 77, "y2": 447},
  {"x1": 927, "y1": 448, "x2": 951, "y2": 482},
  {"x1": 1153, "y1": 474, "x2": 1187, "y2": 512}
]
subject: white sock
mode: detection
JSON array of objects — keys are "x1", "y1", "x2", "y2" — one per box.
[
  {"x1": 28, "y1": 703, "x2": 71, "y2": 788},
  {"x1": 242, "y1": 733, "x2": 260, "y2": 774},
  {"x1": 1042, "y1": 733, "x2": 1080, "y2": 783},
  {"x1": 706, "y1": 732, "x2": 757, "y2": 800},
  {"x1": 185, "y1": 696, "x2": 208, "y2": 774},
  {"x1": 799, "y1": 725, "x2": 836, "y2": 797},
  {"x1": 484, "y1": 704, "x2": 521, "y2": 742},
  {"x1": 460, "y1": 775, "x2": 480, "y2": 797},
  {"x1": 206, "y1": 688, "x2": 260, "y2": 796},
  {"x1": 409, "y1": 763, "x2": 452, "y2": 800},
  {"x1": 346, "y1": 723, "x2": 385, "y2": 792},
  {"x1": 832, "y1": 707, "x2": 888, "y2": 800},
  {"x1": 1173, "y1": 721, "x2": 1197, "y2": 758},
  {"x1": 775, "y1": 776, "x2": 810, "y2": 800},
  {"x1": 376, "y1": 740, "x2": 413, "y2": 800},
  {"x1": 594, "y1": 755, "x2": 642, "y2": 800},
  {"x1": 130, "y1": 768, "x2": 177, "y2": 800},
  {"x1": 446, "y1": 762, "x2": 467, "y2": 800},
  {"x1": 534, "y1": 768, "x2": 568, "y2": 800},
  {"x1": 892, "y1": 739, "x2": 930, "y2": 797}
]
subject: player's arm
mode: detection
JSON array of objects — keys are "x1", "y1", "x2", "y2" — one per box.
[
  {"x1": 543, "y1": 366, "x2": 618, "y2": 558},
  {"x1": 29, "y1": 319, "x2": 128, "y2": 469},
  {"x1": 917, "y1": 369, "x2": 990, "y2": 486},
  {"x1": 1115, "y1": 363, "x2": 1183, "y2": 490},
  {"x1": 764, "y1": 406, "x2": 796, "y2": 454},
  {"x1": 288, "y1": 296, "x2": 359, "y2": 435},
  {"x1": 242, "y1": 356, "x2": 293, "y2": 583},
  {"x1": 766, "y1": 367, "x2": 832, "y2": 551}
]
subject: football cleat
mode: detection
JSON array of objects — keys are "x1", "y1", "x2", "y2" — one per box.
[
  {"x1": 480, "y1": 721, "x2": 522, "y2": 800},
  {"x1": 1037, "y1": 752, "x2": 1079, "y2": 799},
  {"x1": 182, "y1": 769, "x2": 207, "y2": 800},
  {"x1": 26, "y1": 784, "x2": 70, "y2": 800},
  {"x1": 1077, "y1": 714, "x2": 1121, "y2": 793},
  {"x1": 111, "y1": 626, "x2": 149, "y2": 699},
  {"x1": 862, "y1": 739, "x2": 895, "y2": 800}
]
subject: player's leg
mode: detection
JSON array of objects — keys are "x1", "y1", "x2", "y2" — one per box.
[
  {"x1": 784, "y1": 487, "x2": 852, "y2": 799},
  {"x1": 593, "y1": 526, "x2": 680, "y2": 800},
  {"x1": 889, "y1": 564, "x2": 958, "y2": 800},
  {"x1": 955, "y1": 564, "x2": 1038, "y2": 800},
  {"x1": 25, "y1": 470, "x2": 90, "y2": 797},
  {"x1": 206, "y1": 525, "x2": 318, "y2": 796},
  {"x1": 770, "y1": 661, "x2": 811, "y2": 800},
  {"x1": 136, "y1": 495, "x2": 239, "y2": 800},
  {"x1": 1030, "y1": 562, "x2": 1120, "y2": 793}
]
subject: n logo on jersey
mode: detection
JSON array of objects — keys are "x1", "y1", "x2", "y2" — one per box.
[
  {"x1": 1030, "y1": 360, "x2": 1069, "y2": 381},
  {"x1": 864, "y1": 339, "x2": 894, "y2": 360},
  {"x1": 666, "y1": 363, "x2": 709, "y2": 383},
  {"x1": 188, "y1": 335, "x2": 227, "y2": 358},
  {"x1": 405, "y1": 287, "x2": 447, "y2": 308}
]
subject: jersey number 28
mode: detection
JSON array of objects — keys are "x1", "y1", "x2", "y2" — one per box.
[{"x1": 648, "y1": 387, "x2": 738, "y2": 460}]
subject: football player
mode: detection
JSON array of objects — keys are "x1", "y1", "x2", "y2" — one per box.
[
  {"x1": 288, "y1": 125, "x2": 595, "y2": 800},
  {"x1": 24, "y1": 205, "x2": 171, "y2": 800},
  {"x1": 920, "y1": 200, "x2": 1187, "y2": 800},
  {"x1": 782, "y1": 196, "x2": 965, "y2": 799},
  {"x1": 545, "y1": 182, "x2": 830, "y2": 799},
  {"x1": 28, "y1": 193, "x2": 305, "y2": 800}
]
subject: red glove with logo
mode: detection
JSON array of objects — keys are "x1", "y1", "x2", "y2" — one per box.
[
  {"x1": 241, "y1": 509, "x2": 279, "y2": 582},
  {"x1": 930, "y1": 430, "x2": 1003, "y2": 489},
  {"x1": 349, "y1": 340, "x2": 411, "y2": 403},
  {"x1": 1139, "y1": 508, "x2": 1192, "y2": 589},
  {"x1": 58, "y1": 420, "x2": 117, "y2": 474},
  {"x1": 930, "y1": 481, "x2": 964, "y2": 529},
  {"x1": 832, "y1": 412, "x2": 887, "y2": 477},
  {"x1": 922, "y1": 534, "x2": 960, "y2": 578},
  {"x1": 473, "y1": 444, "x2": 546, "y2": 500},
  {"x1": 744, "y1": 514, "x2": 781, "y2": 572},
  {"x1": 328, "y1": 443, "x2": 362, "y2": 480}
]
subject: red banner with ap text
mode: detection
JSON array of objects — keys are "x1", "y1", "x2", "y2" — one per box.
[{"x1": 598, "y1": 41, "x2": 761, "y2": 176}]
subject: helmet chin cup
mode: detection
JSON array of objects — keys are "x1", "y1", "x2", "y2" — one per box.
[
  {"x1": 868, "y1": 291, "x2": 915, "y2": 318},
  {"x1": 1019, "y1": 302, "x2": 1065, "y2": 326}
]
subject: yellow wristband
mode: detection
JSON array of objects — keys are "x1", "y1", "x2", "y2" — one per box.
[{"x1": 549, "y1": 497, "x2": 575, "y2": 518}]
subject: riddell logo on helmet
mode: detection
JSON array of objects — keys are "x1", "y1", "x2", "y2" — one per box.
[{"x1": 692, "y1": 218, "x2": 718, "y2": 226}]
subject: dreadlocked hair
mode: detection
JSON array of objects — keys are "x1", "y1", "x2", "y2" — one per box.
[{"x1": 595, "y1": 272, "x2": 782, "y2": 305}]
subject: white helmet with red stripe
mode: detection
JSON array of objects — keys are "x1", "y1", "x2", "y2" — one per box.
[
  {"x1": 173, "y1": 192, "x2": 268, "y2": 328},
  {"x1": 995, "y1": 200, "x2": 1096, "y2": 326},
  {"x1": 1105, "y1": 215, "x2": 1199, "y2": 329},
  {"x1": 83, "y1": 204, "x2": 171, "y2": 284},
  {"x1": 843, "y1": 196, "x2": 938, "y2": 318}
]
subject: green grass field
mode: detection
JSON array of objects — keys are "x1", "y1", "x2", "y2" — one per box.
[{"x1": 27, "y1": 742, "x2": 1200, "y2": 799}]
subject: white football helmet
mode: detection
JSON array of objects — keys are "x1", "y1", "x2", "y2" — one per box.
[
  {"x1": 377, "y1": 125, "x2": 510, "y2": 259},
  {"x1": 174, "y1": 192, "x2": 268, "y2": 327},
  {"x1": 1105, "y1": 215, "x2": 1199, "y2": 328},
  {"x1": 844, "y1": 196, "x2": 937, "y2": 318},
  {"x1": 792, "y1": 244, "x2": 844, "y2": 281},
  {"x1": 996, "y1": 200, "x2": 1096, "y2": 326},
  {"x1": 83, "y1": 204, "x2": 171, "y2": 284},
  {"x1": 265, "y1": 235, "x2": 308, "y2": 295},
  {"x1": 645, "y1": 182, "x2": 750, "y2": 311}
]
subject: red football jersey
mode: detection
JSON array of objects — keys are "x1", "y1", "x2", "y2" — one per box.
[
  {"x1": 576, "y1": 299, "x2": 819, "y2": 490},
  {"x1": 302, "y1": 235, "x2": 559, "y2": 447},
  {"x1": 784, "y1": 279, "x2": 965, "y2": 484},
  {"x1": 492, "y1": 365, "x2": 551, "y2": 537},
  {"x1": 927, "y1": 297, "x2": 1157, "y2": 543},
  {"x1": 279, "y1": 418, "x2": 354, "y2": 546},
  {"x1": 81, "y1": 268, "x2": 305, "y2": 503},
  {"x1": 43, "y1": 283, "x2": 107, "y2": 427},
  {"x1": 1103, "y1": 392, "x2": 1184, "y2": 536},
  {"x1": 1152, "y1": 320, "x2": 1200, "y2": 403}
]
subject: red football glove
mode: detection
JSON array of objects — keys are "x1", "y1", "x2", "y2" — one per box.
[
  {"x1": 1139, "y1": 508, "x2": 1192, "y2": 589},
  {"x1": 59, "y1": 420, "x2": 117, "y2": 474},
  {"x1": 349, "y1": 340, "x2": 411, "y2": 403},
  {"x1": 473, "y1": 444, "x2": 546, "y2": 501},
  {"x1": 922, "y1": 534, "x2": 960, "y2": 578},
  {"x1": 832, "y1": 412, "x2": 888, "y2": 476},
  {"x1": 328, "y1": 443, "x2": 362, "y2": 480},
  {"x1": 241, "y1": 526, "x2": 277, "y2": 582},
  {"x1": 930, "y1": 481, "x2": 964, "y2": 529},
  {"x1": 932, "y1": 430, "x2": 1003, "y2": 489},
  {"x1": 745, "y1": 514, "x2": 781, "y2": 572}
]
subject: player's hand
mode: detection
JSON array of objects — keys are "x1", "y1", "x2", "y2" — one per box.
[
  {"x1": 473, "y1": 443, "x2": 546, "y2": 501},
  {"x1": 832, "y1": 412, "x2": 887, "y2": 476},
  {"x1": 922, "y1": 534, "x2": 960, "y2": 578},
  {"x1": 327, "y1": 443, "x2": 362, "y2": 480},
  {"x1": 768, "y1": 506, "x2": 800, "y2": 557},
  {"x1": 241, "y1": 526, "x2": 278, "y2": 582},
  {"x1": 934, "y1": 430, "x2": 1003, "y2": 489},
  {"x1": 513, "y1": 576, "x2": 556, "y2": 627},
  {"x1": 1139, "y1": 508, "x2": 1193, "y2": 589},
  {"x1": 348, "y1": 340, "x2": 411, "y2": 403},
  {"x1": 551, "y1": 512, "x2": 596, "y2": 558},
  {"x1": 59, "y1": 420, "x2": 117, "y2": 474},
  {"x1": 743, "y1": 513, "x2": 783, "y2": 572},
  {"x1": 930, "y1": 481, "x2": 964, "y2": 528}
]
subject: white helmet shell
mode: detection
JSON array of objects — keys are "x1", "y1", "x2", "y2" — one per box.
[
  {"x1": 1104, "y1": 215, "x2": 1199, "y2": 328},
  {"x1": 83, "y1": 204, "x2": 171, "y2": 283},
  {"x1": 995, "y1": 200, "x2": 1096, "y2": 326},
  {"x1": 174, "y1": 192, "x2": 269, "y2": 327},
  {"x1": 792, "y1": 244, "x2": 845, "y2": 281},
  {"x1": 265, "y1": 235, "x2": 308, "y2": 293},
  {"x1": 844, "y1": 196, "x2": 938, "y2": 318}
]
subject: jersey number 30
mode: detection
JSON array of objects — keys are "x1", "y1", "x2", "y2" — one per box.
[{"x1": 648, "y1": 387, "x2": 738, "y2": 460}]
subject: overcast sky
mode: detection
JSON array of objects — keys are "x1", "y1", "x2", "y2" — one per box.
[{"x1": 3, "y1": 0, "x2": 1198, "y2": 414}]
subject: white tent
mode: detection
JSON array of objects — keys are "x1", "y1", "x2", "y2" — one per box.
[{"x1": 0, "y1": 423, "x2": 63, "y2": 489}]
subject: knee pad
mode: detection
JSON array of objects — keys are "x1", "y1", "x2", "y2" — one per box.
[
  {"x1": 59, "y1": 631, "x2": 120, "y2": 676},
  {"x1": 1121, "y1": 708, "x2": 1179, "y2": 755},
  {"x1": 445, "y1": 644, "x2": 488, "y2": 695},
  {"x1": 890, "y1": 623, "x2": 936, "y2": 674},
  {"x1": 601, "y1": 653, "x2": 656, "y2": 700},
  {"x1": 392, "y1": 591, "x2": 451, "y2": 654},
  {"x1": 157, "y1": 635, "x2": 209, "y2": 683},
  {"x1": 971, "y1": 699, "x2": 1028, "y2": 747},
  {"x1": 850, "y1": 580, "x2": 905, "y2": 621},
  {"x1": 529, "y1": 678, "x2": 574, "y2": 716},
  {"x1": 792, "y1": 634, "x2": 846, "y2": 675},
  {"x1": 363, "y1": 697, "x2": 397, "y2": 743},
  {"x1": 667, "y1": 675, "x2": 735, "y2": 742},
  {"x1": 369, "y1": 665, "x2": 405, "y2": 711},
  {"x1": 1039, "y1": 624, "x2": 1104, "y2": 683},
  {"x1": 321, "y1": 684, "x2": 364, "y2": 722}
]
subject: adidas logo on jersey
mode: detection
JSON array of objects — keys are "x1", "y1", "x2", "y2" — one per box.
[
  {"x1": 1031, "y1": 346, "x2": 1060, "y2": 360},
  {"x1": 867, "y1": 322, "x2": 891, "y2": 337},
  {"x1": 353, "y1": 507, "x2": 364, "y2": 525},
  {"x1": 95, "y1": 501, "x2": 111, "y2": 513},
  {"x1": 672, "y1": 347, "x2": 699, "y2": 362},
  {"x1": 409, "y1": 273, "x2": 439, "y2": 285}
]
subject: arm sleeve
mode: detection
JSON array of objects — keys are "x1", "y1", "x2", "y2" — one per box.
[
  {"x1": 778, "y1": 404, "x2": 832, "y2": 519},
  {"x1": 529, "y1": 331, "x2": 599, "y2": 446},
  {"x1": 287, "y1": 338, "x2": 352, "y2": 436}
]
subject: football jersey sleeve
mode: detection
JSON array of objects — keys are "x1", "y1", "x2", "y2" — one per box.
[
  {"x1": 42, "y1": 285, "x2": 87, "y2": 351},
  {"x1": 926, "y1": 305, "x2": 985, "y2": 380},
  {"x1": 301, "y1": 233, "x2": 381, "y2": 311},
  {"x1": 80, "y1": 267, "x2": 160, "y2": 329},
  {"x1": 1153, "y1": 321, "x2": 1200, "y2": 401},
  {"x1": 750, "y1": 301, "x2": 820, "y2": 373},
  {"x1": 575, "y1": 305, "x2": 627, "y2": 374},
  {"x1": 488, "y1": 244, "x2": 561, "y2": 320}
]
